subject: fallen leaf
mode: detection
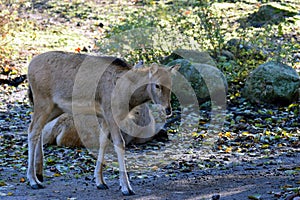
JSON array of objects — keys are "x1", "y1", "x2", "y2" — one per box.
[
  {"x1": 261, "y1": 144, "x2": 269, "y2": 149},
  {"x1": 0, "y1": 181, "x2": 6, "y2": 187},
  {"x1": 225, "y1": 147, "x2": 232, "y2": 153},
  {"x1": 54, "y1": 173, "x2": 61, "y2": 177},
  {"x1": 248, "y1": 194, "x2": 261, "y2": 200},
  {"x1": 225, "y1": 132, "x2": 231, "y2": 138}
]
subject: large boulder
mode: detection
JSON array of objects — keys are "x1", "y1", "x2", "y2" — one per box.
[
  {"x1": 243, "y1": 61, "x2": 300, "y2": 105},
  {"x1": 162, "y1": 49, "x2": 217, "y2": 67},
  {"x1": 166, "y1": 59, "x2": 228, "y2": 105},
  {"x1": 245, "y1": 3, "x2": 299, "y2": 27}
]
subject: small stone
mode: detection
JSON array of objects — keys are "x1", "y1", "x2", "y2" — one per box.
[{"x1": 212, "y1": 194, "x2": 220, "y2": 200}]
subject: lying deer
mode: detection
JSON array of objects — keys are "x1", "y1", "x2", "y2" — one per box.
[
  {"x1": 27, "y1": 51, "x2": 177, "y2": 195},
  {"x1": 42, "y1": 103, "x2": 163, "y2": 148}
]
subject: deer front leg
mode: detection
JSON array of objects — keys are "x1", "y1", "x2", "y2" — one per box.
[
  {"x1": 95, "y1": 122, "x2": 109, "y2": 190},
  {"x1": 110, "y1": 126, "x2": 135, "y2": 196}
]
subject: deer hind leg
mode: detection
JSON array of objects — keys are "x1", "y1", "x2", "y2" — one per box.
[
  {"x1": 27, "y1": 104, "x2": 62, "y2": 189},
  {"x1": 95, "y1": 121, "x2": 109, "y2": 189},
  {"x1": 35, "y1": 135, "x2": 44, "y2": 182},
  {"x1": 110, "y1": 125, "x2": 135, "y2": 196},
  {"x1": 27, "y1": 112, "x2": 48, "y2": 189}
]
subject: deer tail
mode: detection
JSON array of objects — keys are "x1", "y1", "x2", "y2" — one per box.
[{"x1": 28, "y1": 85, "x2": 34, "y2": 106}]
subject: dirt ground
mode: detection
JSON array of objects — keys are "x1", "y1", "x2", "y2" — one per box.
[
  {"x1": 0, "y1": 147, "x2": 299, "y2": 200},
  {"x1": 0, "y1": 85, "x2": 299, "y2": 200}
]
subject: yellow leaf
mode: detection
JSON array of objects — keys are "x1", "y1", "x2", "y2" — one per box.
[
  {"x1": 242, "y1": 131, "x2": 249, "y2": 136},
  {"x1": 261, "y1": 144, "x2": 269, "y2": 149},
  {"x1": 4, "y1": 66, "x2": 10, "y2": 72},
  {"x1": 191, "y1": 132, "x2": 198, "y2": 137},
  {"x1": 282, "y1": 130, "x2": 287, "y2": 136},
  {"x1": 54, "y1": 173, "x2": 61, "y2": 177},
  {"x1": 225, "y1": 132, "x2": 231, "y2": 138},
  {"x1": 225, "y1": 147, "x2": 232, "y2": 153}
]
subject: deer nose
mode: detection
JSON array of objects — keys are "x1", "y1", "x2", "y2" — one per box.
[{"x1": 165, "y1": 107, "x2": 172, "y2": 117}]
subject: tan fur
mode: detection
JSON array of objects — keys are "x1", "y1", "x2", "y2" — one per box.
[
  {"x1": 42, "y1": 113, "x2": 82, "y2": 147},
  {"x1": 27, "y1": 51, "x2": 176, "y2": 195},
  {"x1": 42, "y1": 103, "x2": 161, "y2": 149}
]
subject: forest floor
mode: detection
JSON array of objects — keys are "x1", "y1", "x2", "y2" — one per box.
[
  {"x1": 0, "y1": 1, "x2": 300, "y2": 200},
  {"x1": 0, "y1": 151, "x2": 299, "y2": 200},
  {"x1": 0, "y1": 83, "x2": 299, "y2": 200}
]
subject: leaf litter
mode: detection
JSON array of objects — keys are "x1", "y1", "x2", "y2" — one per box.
[
  {"x1": 0, "y1": 82, "x2": 300, "y2": 199},
  {"x1": 0, "y1": 0, "x2": 299, "y2": 198}
]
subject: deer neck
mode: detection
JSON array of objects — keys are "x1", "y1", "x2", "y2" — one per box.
[{"x1": 129, "y1": 84, "x2": 151, "y2": 110}]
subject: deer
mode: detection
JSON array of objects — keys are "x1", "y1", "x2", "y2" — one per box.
[
  {"x1": 41, "y1": 103, "x2": 164, "y2": 148},
  {"x1": 27, "y1": 51, "x2": 178, "y2": 195}
]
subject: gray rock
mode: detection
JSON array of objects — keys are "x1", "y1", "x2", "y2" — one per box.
[
  {"x1": 166, "y1": 59, "x2": 227, "y2": 105},
  {"x1": 162, "y1": 49, "x2": 217, "y2": 67},
  {"x1": 243, "y1": 61, "x2": 300, "y2": 105},
  {"x1": 245, "y1": 3, "x2": 299, "y2": 27}
]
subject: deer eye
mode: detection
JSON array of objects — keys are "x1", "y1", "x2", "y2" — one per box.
[{"x1": 155, "y1": 84, "x2": 161, "y2": 89}]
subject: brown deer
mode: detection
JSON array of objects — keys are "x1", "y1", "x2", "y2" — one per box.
[
  {"x1": 41, "y1": 103, "x2": 163, "y2": 148},
  {"x1": 27, "y1": 51, "x2": 177, "y2": 195}
]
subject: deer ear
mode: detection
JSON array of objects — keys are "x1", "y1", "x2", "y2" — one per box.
[
  {"x1": 133, "y1": 60, "x2": 144, "y2": 68},
  {"x1": 170, "y1": 64, "x2": 180, "y2": 72},
  {"x1": 149, "y1": 63, "x2": 159, "y2": 78}
]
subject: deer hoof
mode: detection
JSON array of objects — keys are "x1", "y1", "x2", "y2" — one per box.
[
  {"x1": 31, "y1": 183, "x2": 45, "y2": 189},
  {"x1": 97, "y1": 184, "x2": 109, "y2": 190},
  {"x1": 122, "y1": 189, "x2": 135, "y2": 196},
  {"x1": 37, "y1": 174, "x2": 43, "y2": 182}
]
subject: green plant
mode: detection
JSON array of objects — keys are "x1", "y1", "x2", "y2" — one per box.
[
  {"x1": 197, "y1": 1, "x2": 227, "y2": 58},
  {"x1": 0, "y1": 2, "x2": 19, "y2": 75},
  {"x1": 97, "y1": 2, "x2": 208, "y2": 65}
]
